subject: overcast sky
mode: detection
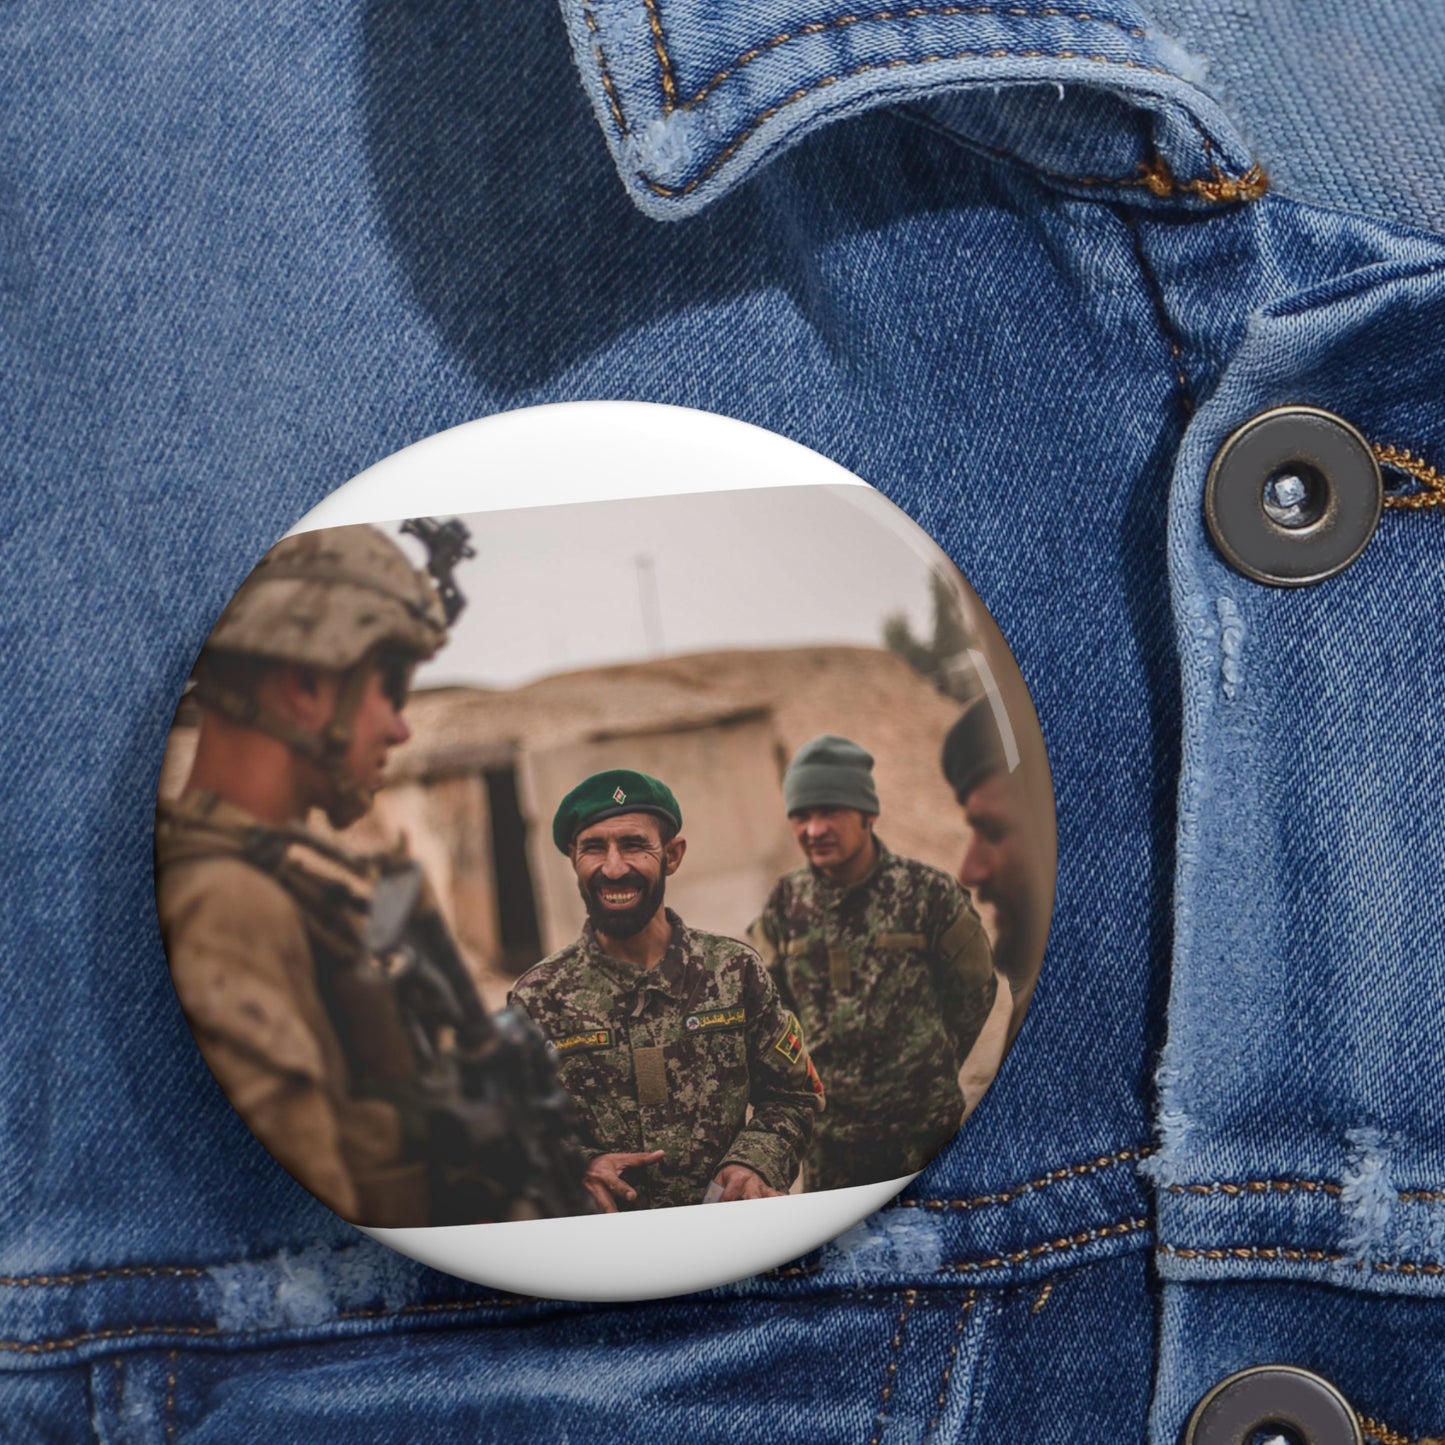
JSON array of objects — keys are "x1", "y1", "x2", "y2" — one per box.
[{"x1": 388, "y1": 485, "x2": 952, "y2": 689}]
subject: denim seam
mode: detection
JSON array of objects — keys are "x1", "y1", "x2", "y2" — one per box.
[
  {"x1": 896, "y1": 109, "x2": 1267, "y2": 205},
  {"x1": 589, "y1": 3, "x2": 1269, "y2": 201},
  {"x1": 0, "y1": 1297, "x2": 533, "y2": 1356},
  {"x1": 898, "y1": 1144, "x2": 1152, "y2": 1212},
  {"x1": 942, "y1": 1216, "x2": 1150, "y2": 1272},
  {"x1": 634, "y1": 51, "x2": 1216, "y2": 200},
  {"x1": 651, "y1": 6, "x2": 1150, "y2": 117},
  {"x1": 583, "y1": 7, "x2": 629, "y2": 132},
  {"x1": 868, "y1": 1287, "x2": 918, "y2": 1445},
  {"x1": 1029, "y1": 1277, "x2": 1055, "y2": 1312},
  {"x1": 642, "y1": 0, "x2": 678, "y2": 107},
  {"x1": 924, "y1": 1289, "x2": 977, "y2": 1437},
  {"x1": 1120, "y1": 208, "x2": 1195, "y2": 415},
  {"x1": 1165, "y1": 1178, "x2": 1445, "y2": 1202},
  {"x1": 1164, "y1": 1178, "x2": 1343, "y2": 1198},
  {"x1": 1375, "y1": 442, "x2": 1445, "y2": 510},
  {"x1": 164, "y1": 1349, "x2": 178, "y2": 1442},
  {"x1": 0, "y1": 1266, "x2": 205, "y2": 1289},
  {"x1": 1158, "y1": 1242, "x2": 1445, "y2": 1276}
]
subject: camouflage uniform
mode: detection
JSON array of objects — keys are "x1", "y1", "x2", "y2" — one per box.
[
  {"x1": 509, "y1": 909, "x2": 822, "y2": 1210},
  {"x1": 158, "y1": 523, "x2": 586, "y2": 1227},
  {"x1": 157, "y1": 792, "x2": 427, "y2": 1226},
  {"x1": 749, "y1": 841, "x2": 996, "y2": 1190}
]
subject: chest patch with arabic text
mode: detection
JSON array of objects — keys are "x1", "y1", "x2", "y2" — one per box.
[
  {"x1": 684, "y1": 1006, "x2": 746, "y2": 1032},
  {"x1": 550, "y1": 1027, "x2": 613, "y2": 1054}
]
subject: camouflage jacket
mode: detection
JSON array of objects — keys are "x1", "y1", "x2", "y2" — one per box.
[
  {"x1": 155, "y1": 792, "x2": 424, "y2": 1227},
  {"x1": 509, "y1": 910, "x2": 822, "y2": 1209},
  {"x1": 749, "y1": 841, "x2": 996, "y2": 1148}
]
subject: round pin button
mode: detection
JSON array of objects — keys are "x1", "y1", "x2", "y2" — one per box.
[
  {"x1": 1183, "y1": 1365, "x2": 1363, "y2": 1445},
  {"x1": 154, "y1": 402, "x2": 1055, "y2": 1299},
  {"x1": 1204, "y1": 406, "x2": 1382, "y2": 586}
]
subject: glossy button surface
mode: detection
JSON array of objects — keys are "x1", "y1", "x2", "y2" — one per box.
[
  {"x1": 1204, "y1": 406, "x2": 1382, "y2": 586},
  {"x1": 1183, "y1": 1364, "x2": 1363, "y2": 1445}
]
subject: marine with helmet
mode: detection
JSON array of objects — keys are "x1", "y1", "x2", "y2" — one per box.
[{"x1": 155, "y1": 520, "x2": 585, "y2": 1227}]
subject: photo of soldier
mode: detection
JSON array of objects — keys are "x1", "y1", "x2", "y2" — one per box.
[
  {"x1": 509, "y1": 769, "x2": 823, "y2": 1211},
  {"x1": 748, "y1": 735, "x2": 997, "y2": 1191},
  {"x1": 155, "y1": 523, "x2": 587, "y2": 1228},
  {"x1": 943, "y1": 694, "x2": 1052, "y2": 1051},
  {"x1": 155, "y1": 482, "x2": 1053, "y2": 1226}
]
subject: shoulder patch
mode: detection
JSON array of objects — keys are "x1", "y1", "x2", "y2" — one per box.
[
  {"x1": 550, "y1": 1027, "x2": 613, "y2": 1054},
  {"x1": 685, "y1": 1006, "x2": 746, "y2": 1032},
  {"x1": 773, "y1": 1012, "x2": 805, "y2": 1065}
]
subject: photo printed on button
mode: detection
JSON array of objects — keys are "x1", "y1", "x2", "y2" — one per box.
[{"x1": 153, "y1": 402, "x2": 1056, "y2": 1301}]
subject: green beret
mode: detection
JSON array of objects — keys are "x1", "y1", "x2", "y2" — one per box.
[
  {"x1": 942, "y1": 695, "x2": 1007, "y2": 802},
  {"x1": 552, "y1": 769, "x2": 683, "y2": 853}
]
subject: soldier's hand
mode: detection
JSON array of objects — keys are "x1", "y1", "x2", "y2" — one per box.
[
  {"x1": 711, "y1": 1164, "x2": 782, "y2": 1202},
  {"x1": 582, "y1": 1150, "x2": 665, "y2": 1213}
]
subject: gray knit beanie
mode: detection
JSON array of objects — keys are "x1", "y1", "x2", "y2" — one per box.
[{"x1": 782, "y1": 734, "x2": 880, "y2": 815}]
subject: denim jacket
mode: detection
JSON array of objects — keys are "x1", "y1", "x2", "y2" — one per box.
[{"x1": 4, "y1": 0, "x2": 1445, "y2": 1440}]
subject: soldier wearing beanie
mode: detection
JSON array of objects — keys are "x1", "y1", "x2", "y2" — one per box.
[
  {"x1": 510, "y1": 768, "x2": 823, "y2": 1212},
  {"x1": 749, "y1": 734, "x2": 996, "y2": 1191}
]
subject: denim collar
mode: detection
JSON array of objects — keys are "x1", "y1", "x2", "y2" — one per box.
[{"x1": 560, "y1": 0, "x2": 1263, "y2": 219}]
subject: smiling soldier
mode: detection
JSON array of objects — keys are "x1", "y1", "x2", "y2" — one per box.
[
  {"x1": 509, "y1": 769, "x2": 822, "y2": 1212},
  {"x1": 749, "y1": 735, "x2": 996, "y2": 1191}
]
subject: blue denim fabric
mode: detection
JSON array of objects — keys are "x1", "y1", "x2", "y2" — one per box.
[{"x1": 3, "y1": 0, "x2": 1445, "y2": 1440}]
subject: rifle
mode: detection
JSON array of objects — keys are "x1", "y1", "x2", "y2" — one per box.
[{"x1": 364, "y1": 861, "x2": 590, "y2": 1224}]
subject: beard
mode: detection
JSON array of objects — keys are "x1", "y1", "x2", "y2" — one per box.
[{"x1": 580, "y1": 868, "x2": 667, "y2": 940}]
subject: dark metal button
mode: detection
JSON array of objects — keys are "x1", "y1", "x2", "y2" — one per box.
[
  {"x1": 1204, "y1": 406, "x2": 1382, "y2": 586},
  {"x1": 1183, "y1": 1365, "x2": 1363, "y2": 1445}
]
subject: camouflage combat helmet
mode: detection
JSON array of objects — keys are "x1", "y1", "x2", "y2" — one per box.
[
  {"x1": 191, "y1": 524, "x2": 452, "y2": 827},
  {"x1": 204, "y1": 525, "x2": 447, "y2": 670}
]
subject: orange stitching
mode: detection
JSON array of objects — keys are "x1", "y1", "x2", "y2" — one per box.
[
  {"x1": 1165, "y1": 1178, "x2": 1343, "y2": 1198},
  {"x1": 643, "y1": 0, "x2": 678, "y2": 109},
  {"x1": 925, "y1": 1290, "x2": 977, "y2": 1437},
  {"x1": 1360, "y1": 1416, "x2": 1445, "y2": 1445},
  {"x1": 1375, "y1": 443, "x2": 1445, "y2": 511},
  {"x1": 1164, "y1": 1176, "x2": 1445, "y2": 1203},
  {"x1": 637, "y1": 50, "x2": 1260, "y2": 200},
  {"x1": 869, "y1": 1288, "x2": 918, "y2": 1445},
  {"x1": 1160, "y1": 1242, "x2": 1445, "y2": 1276},
  {"x1": 1030, "y1": 1278, "x2": 1055, "y2": 1313},
  {"x1": 680, "y1": 5, "x2": 1149, "y2": 111},
  {"x1": 0, "y1": 1323, "x2": 223, "y2": 1356},
  {"x1": 583, "y1": 7, "x2": 628, "y2": 133},
  {"x1": 0, "y1": 1264, "x2": 206, "y2": 1288},
  {"x1": 1159, "y1": 1243, "x2": 1345, "y2": 1264},
  {"x1": 899, "y1": 1145, "x2": 1151, "y2": 1212},
  {"x1": 164, "y1": 1349, "x2": 178, "y2": 1442},
  {"x1": 943, "y1": 1217, "x2": 1150, "y2": 1273},
  {"x1": 1137, "y1": 150, "x2": 1268, "y2": 202}
]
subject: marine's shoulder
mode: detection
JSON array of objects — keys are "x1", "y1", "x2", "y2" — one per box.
[{"x1": 158, "y1": 847, "x2": 306, "y2": 946}]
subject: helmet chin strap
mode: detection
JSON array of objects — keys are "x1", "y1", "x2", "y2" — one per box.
[
  {"x1": 192, "y1": 654, "x2": 381, "y2": 829},
  {"x1": 317, "y1": 661, "x2": 377, "y2": 828}
]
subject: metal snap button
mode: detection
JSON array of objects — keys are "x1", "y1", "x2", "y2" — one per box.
[
  {"x1": 1183, "y1": 1364, "x2": 1363, "y2": 1445},
  {"x1": 1204, "y1": 406, "x2": 1382, "y2": 586}
]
